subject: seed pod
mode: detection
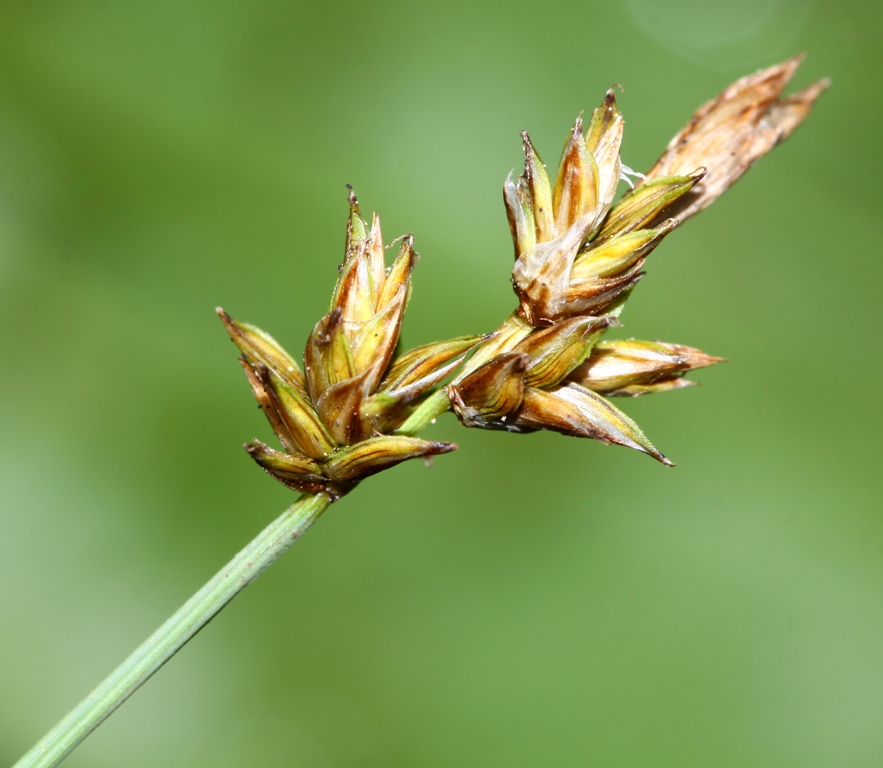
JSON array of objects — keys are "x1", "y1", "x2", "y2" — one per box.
[
  {"x1": 323, "y1": 435, "x2": 457, "y2": 483},
  {"x1": 584, "y1": 89, "x2": 624, "y2": 215},
  {"x1": 381, "y1": 335, "x2": 487, "y2": 400},
  {"x1": 218, "y1": 309, "x2": 307, "y2": 395},
  {"x1": 553, "y1": 116, "x2": 600, "y2": 234},
  {"x1": 521, "y1": 132, "x2": 554, "y2": 242},
  {"x1": 570, "y1": 340, "x2": 725, "y2": 395},
  {"x1": 515, "y1": 383, "x2": 673, "y2": 465},
  {"x1": 449, "y1": 353, "x2": 529, "y2": 428},
  {"x1": 245, "y1": 440, "x2": 331, "y2": 496},
  {"x1": 571, "y1": 221, "x2": 677, "y2": 281},
  {"x1": 595, "y1": 171, "x2": 705, "y2": 242},
  {"x1": 512, "y1": 316, "x2": 615, "y2": 389}
]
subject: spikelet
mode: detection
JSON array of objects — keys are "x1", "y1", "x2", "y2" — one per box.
[{"x1": 220, "y1": 190, "x2": 482, "y2": 498}]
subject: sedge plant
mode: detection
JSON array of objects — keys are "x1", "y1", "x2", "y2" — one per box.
[{"x1": 13, "y1": 56, "x2": 827, "y2": 768}]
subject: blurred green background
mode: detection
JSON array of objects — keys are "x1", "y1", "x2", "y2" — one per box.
[{"x1": 1, "y1": 1, "x2": 880, "y2": 766}]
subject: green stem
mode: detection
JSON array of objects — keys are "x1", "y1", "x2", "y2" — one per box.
[
  {"x1": 14, "y1": 492, "x2": 332, "y2": 768},
  {"x1": 395, "y1": 389, "x2": 451, "y2": 436}
]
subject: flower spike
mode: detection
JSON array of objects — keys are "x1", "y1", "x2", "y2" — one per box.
[
  {"x1": 221, "y1": 191, "x2": 470, "y2": 498},
  {"x1": 222, "y1": 60, "x2": 825, "y2": 489},
  {"x1": 18, "y1": 63, "x2": 827, "y2": 768},
  {"x1": 449, "y1": 56, "x2": 823, "y2": 465}
]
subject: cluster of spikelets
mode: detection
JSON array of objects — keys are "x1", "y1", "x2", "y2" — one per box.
[
  {"x1": 219, "y1": 56, "x2": 827, "y2": 498},
  {"x1": 217, "y1": 197, "x2": 486, "y2": 499}
]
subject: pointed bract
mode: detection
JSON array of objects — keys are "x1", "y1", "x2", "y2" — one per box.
[
  {"x1": 345, "y1": 188, "x2": 369, "y2": 253},
  {"x1": 603, "y1": 377, "x2": 698, "y2": 397},
  {"x1": 240, "y1": 358, "x2": 303, "y2": 455},
  {"x1": 304, "y1": 309, "x2": 342, "y2": 404},
  {"x1": 504, "y1": 171, "x2": 537, "y2": 261},
  {"x1": 561, "y1": 265, "x2": 645, "y2": 318},
  {"x1": 326, "y1": 314, "x2": 357, "y2": 384},
  {"x1": 333, "y1": 236, "x2": 378, "y2": 328},
  {"x1": 378, "y1": 237, "x2": 415, "y2": 310},
  {"x1": 351, "y1": 284, "x2": 408, "y2": 383}
]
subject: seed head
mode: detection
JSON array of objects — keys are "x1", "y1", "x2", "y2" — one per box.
[
  {"x1": 507, "y1": 89, "x2": 703, "y2": 327},
  {"x1": 223, "y1": 59, "x2": 826, "y2": 488},
  {"x1": 220, "y1": 191, "x2": 482, "y2": 498},
  {"x1": 451, "y1": 57, "x2": 826, "y2": 465}
]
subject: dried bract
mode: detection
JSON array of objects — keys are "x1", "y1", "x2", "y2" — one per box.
[{"x1": 644, "y1": 55, "x2": 829, "y2": 222}]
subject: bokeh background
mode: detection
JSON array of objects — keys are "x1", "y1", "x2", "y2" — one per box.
[{"x1": 1, "y1": 1, "x2": 881, "y2": 766}]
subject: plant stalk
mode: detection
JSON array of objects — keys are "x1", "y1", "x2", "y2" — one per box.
[
  {"x1": 395, "y1": 389, "x2": 451, "y2": 435},
  {"x1": 14, "y1": 492, "x2": 332, "y2": 768}
]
